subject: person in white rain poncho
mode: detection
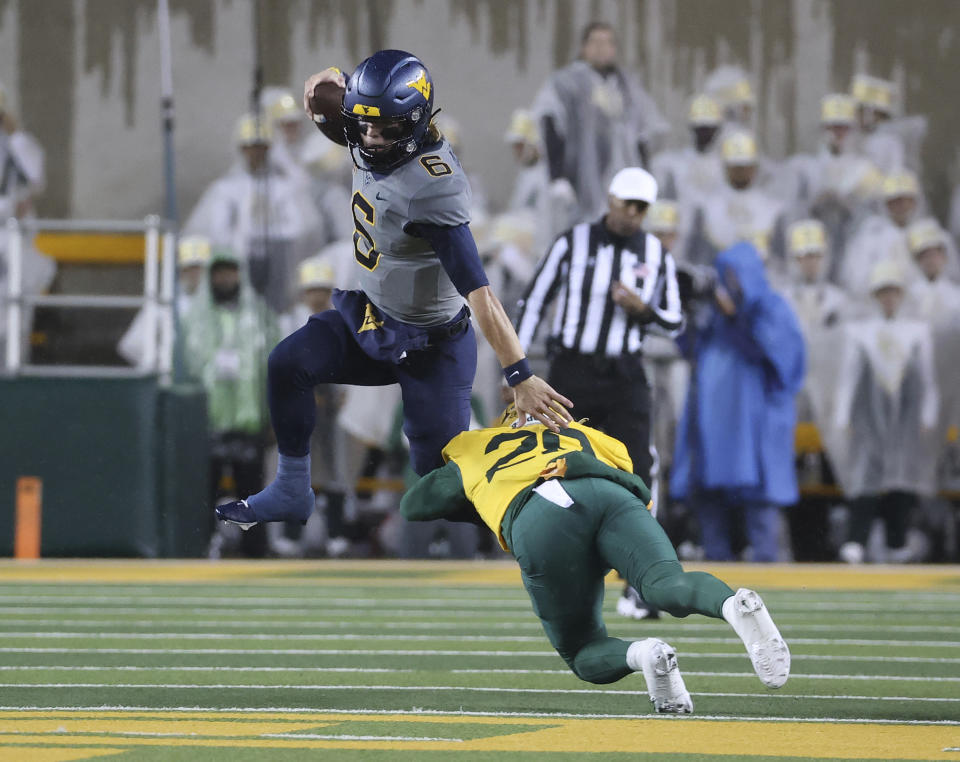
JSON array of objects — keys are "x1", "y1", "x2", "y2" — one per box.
[
  {"x1": 850, "y1": 74, "x2": 926, "y2": 176},
  {"x1": 784, "y1": 95, "x2": 883, "y2": 270},
  {"x1": 901, "y1": 219, "x2": 960, "y2": 492},
  {"x1": 685, "y1": 131, "x2": 787, "y2": 276},
  {"x1": 533, "y1": 21, "x2": 668, "y2": 224},
  {"x1": 117, "y1": 235, "x2": 212, "y2": 367},
  {"x1": 0, "y1": 81, "x2": 55, "y2": 364},
  {"x1": 504, "y1": 109, "x2": 566, "y2": 255},
  {"x1": 650, "y1": 94, "x2": 724, "y2": 208},
  {"x1": 780, "y1": 220, "x2": 851, "y2": 426},
  {"x1": 183, "y1": 114, "x2": 324, "y2": 313},
  {"x1": 830, "y1": 260, "x2": 939, "y2": 564},
  {"x1": 703, "y1": 66, "x2": 755, "y2": 132},
  {"x1": 902, "y1": 218, "x2": 960, "y2": 327},
  {"x1": 840, "y1": 170, "x2": 927, "y2": 297}
]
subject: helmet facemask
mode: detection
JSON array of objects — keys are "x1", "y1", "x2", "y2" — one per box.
[{"x1": 342, "y1": 105, "x2": 431, "y2": 171}]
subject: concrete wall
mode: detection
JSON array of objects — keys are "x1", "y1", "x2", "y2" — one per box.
[{"x1": 2, "y1": 0, "x2": 957, "y2": 223}]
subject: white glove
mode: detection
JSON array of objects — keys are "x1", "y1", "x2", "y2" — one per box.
[{"x1": 549, "y1": 178, "x2": 576, "y2": 205}]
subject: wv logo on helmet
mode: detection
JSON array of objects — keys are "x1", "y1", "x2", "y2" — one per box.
[{"x1": 406, "y1": 70, "x2": 431, "y2": 100}]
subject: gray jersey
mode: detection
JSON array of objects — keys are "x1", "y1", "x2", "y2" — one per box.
[{"x1": 350, "y1": 139, "x2": 472, "y2": 326}]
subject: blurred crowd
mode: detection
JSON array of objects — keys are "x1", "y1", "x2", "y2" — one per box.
[{"x1": 2, "y1": 19, "x2": 959, "y2": 563}]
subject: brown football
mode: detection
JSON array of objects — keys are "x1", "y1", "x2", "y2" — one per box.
[{"x1": 308, "y1": 81, "x2": 347, "y2": 146}]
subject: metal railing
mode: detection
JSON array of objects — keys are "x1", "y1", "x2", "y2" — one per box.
[{"x1": 4, "y1": 216, "x2": 177, "y2": 381}]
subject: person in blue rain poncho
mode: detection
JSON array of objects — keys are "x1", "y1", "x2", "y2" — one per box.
[{"x1": 672, "y1": 242, "x2": 805, "y2": 562}]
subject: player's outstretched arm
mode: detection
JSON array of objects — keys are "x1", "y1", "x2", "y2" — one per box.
[
  {"x1": 466, "y1": 285, "x2": 573, "y2": 431},
  {"x1": 399, "y1": 461, "x2": 473, "y2": 521}
]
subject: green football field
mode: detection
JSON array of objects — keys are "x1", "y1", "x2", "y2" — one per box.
[{"x1": 0, "y1": 560, "x2": 957, "y2": 761}]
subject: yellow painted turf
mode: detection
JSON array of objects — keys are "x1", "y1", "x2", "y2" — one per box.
[
  {"x1": 0, "y1": 712, "x2": 957, "y2": 759},
  {"x1": 0, "y1": 559, "x2": 957, "y2": 591}
]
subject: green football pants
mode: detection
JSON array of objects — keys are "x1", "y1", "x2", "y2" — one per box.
[{"x1": 508, "y1": 477, "x2": 734, "y2": 684}]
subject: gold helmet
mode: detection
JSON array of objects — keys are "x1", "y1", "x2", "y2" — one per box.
[
  {"x1": 687, "y1": 94, "x2": 722, "y2": 127},
  {"x1": 504, "y1": 109, "x2": 539, "y2": 145},
  {"x1": 297, "y1": 256, "x2": 337, "y2": 290},
  {"x1": 177, "y1": 235, "x2": 212, "y2": 268},
  {"x1": 881, "y1": 170, "x2": 919, "y2": 201},
  {"x1": 906, "y1": 218, "x2": 948, "y2": 256},
  {"x1": 869, "y1": 259, "x2": 905, "y2": 292},
  {"x1": 267, "y1": 91, "x2": 301, "y2": 125},
  {"x1": 435, "y1": 114, "x2": 463, "y2": 152},
  {"x1": 234, "y1": 113, "x2": 273, "y2": 147},
  {"x1": 721, "y1": 130, "x2": 758, "y2": 166},
  {"x1": 705, "y1": 66, "x2": 756, "y2": 109},
  {"x1": 645, "y1": 200, "x2": 679, "y2": 234},
  {"x1": 820, "y1": 93, "x2": 856, "y2": 126},
  {"x1": 850, "y1": 74, "x2": 894, "y2": 114},
  {"x1": 787, "y1": 219, "x2": 827, "y2": 257}
]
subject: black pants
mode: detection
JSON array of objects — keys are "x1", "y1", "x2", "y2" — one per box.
[
  {"x1": 848, "y1": 491, "x2": 914, "y2": 549},
  {"x1": 210, "y1": 431, "x2": 267, "y2": 557},
  {"x1": 547, "y1": 351, "x2": 652, "y2": 482}
]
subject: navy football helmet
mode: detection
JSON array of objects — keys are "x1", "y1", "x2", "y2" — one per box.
[{"x1": 342, "y1": 50, "x2": 436, "y2": 170}]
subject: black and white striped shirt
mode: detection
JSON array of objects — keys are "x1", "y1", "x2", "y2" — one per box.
[{"x1": 515, "y1": 220, "x2": 683, "y2": 357}]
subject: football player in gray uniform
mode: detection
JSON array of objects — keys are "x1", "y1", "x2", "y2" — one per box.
[{"x1": 217, "y1": 50, "x2": 572, "y2": 528}]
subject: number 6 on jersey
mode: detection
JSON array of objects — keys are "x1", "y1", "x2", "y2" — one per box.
[{"x1": 352, "y1": 191, "x2": 381, "y2": 270}]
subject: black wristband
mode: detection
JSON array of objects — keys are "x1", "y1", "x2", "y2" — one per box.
[{"x1": 503, "y1": 358, "x2": 533, "y2": 387}]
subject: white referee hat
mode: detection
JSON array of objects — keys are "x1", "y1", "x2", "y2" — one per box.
[{"x1": 609, "y1": 167, "x2": 658, "y2": 205}]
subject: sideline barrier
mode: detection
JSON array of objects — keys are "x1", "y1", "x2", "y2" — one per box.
[{"x1": 0, "y1": 377, "x2": 209, "y2": 557}]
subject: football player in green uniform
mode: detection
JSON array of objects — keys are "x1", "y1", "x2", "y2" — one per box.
[{"x1": 400, "y1": 406, "x2": 791, "y2": 713}]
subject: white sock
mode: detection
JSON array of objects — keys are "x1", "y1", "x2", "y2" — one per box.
[
  {"x1": 721, "y1": 594, "x2": 742, "y2": 637},
  {"x1": 626, "y1": 638, "x2": 654, "y2": 672}
]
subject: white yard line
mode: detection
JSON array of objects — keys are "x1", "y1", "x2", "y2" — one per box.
[
  {"x1": 0, "y1": 594, "x2": 954, "y2": 613},
  {"x1": 3, "y1": 646, "x2": 960, "y2": 663},
  {"x1": 0, "y1": 704, "x2": 957, "y2": 726},
  {"x1": 0, "y1": 606, "x2": 538, "y2": 619},
  {"x1": 1, "y1": 632, "x2": 958, "y2": 648},
  {"x1": 1, "y1": 618, "x2": 959, "y2": 634},
  {"x1": 0, "y1": 647, "x2": 560, "y2": 656},
  {"x1": 1, "y1": 665, "x2": 958, "y2": 682},
  {"x1": 2, "y1": 682, "x2": 958, "y2": 703}
]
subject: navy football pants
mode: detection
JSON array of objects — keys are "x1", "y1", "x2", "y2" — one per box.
[{"x1": 266, "y1": 309, "x2": 477, "y2": 475}]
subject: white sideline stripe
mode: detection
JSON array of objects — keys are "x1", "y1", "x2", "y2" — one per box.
[
  {"x1": 0, "y1": 606, "x2": 536, "y2": 622},
  {"x1": 3, "y1": 632, "x2": 958, "y2": 648},
  {"x1": 0, "y1": 647, "x2": 560, "y2": 656},
  {"x1": 0, "y1": 595, "x2": 535, "y2": 608},
  {"x1": 3, "y1": 618, "x2": 960, "y2": 635},
  {"x1": 3, "y1": 665, "x2": 958, "y2": 683},
  {"x1": 0, "y1": 705, "x2": 957, "y2": 726},
  {"x1": 2, "y1": 682, "x2": 959, "y2": 703},
  {"x1": 1, "y1": 585, "x2": 954, "y2": 599},
  {"x1": 0, "y1": 619, "x2": 541, "y2": 632},
  {"x1": 0, "y1": 599, "x2": 950, "y2": 623},
  {"x1": 0, "y1": 606, "x2": 956, "y2": 623},
  {"x1": 4, "y1": 647, "x2": 960, "y2": 664},
  {"x1": 452, "y1": 669, "x2": 960, "y2": 683},
  {"x1": 0, "y1": 594, "x2": 954, "y2": 613}
]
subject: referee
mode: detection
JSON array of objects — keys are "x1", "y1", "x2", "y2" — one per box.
[{"x1": 515, "y1": 167, "x2": 683, "y2": 618}]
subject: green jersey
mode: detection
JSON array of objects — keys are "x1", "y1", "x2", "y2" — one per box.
[{"x1": 400, "y1": 419, "x2": 652, "y2": 551}]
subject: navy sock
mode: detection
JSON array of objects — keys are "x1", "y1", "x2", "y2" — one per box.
[{"x1": 246, "y1": 454, "x2": 315, "y2": 522}]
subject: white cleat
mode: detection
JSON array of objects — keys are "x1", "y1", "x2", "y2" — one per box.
[
  {"x1": 634, "y1": 638, "x2": 693, "y2": 714},
  {"x1": 727, "y1": 588, "x2": 791, "y2": 689}
]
